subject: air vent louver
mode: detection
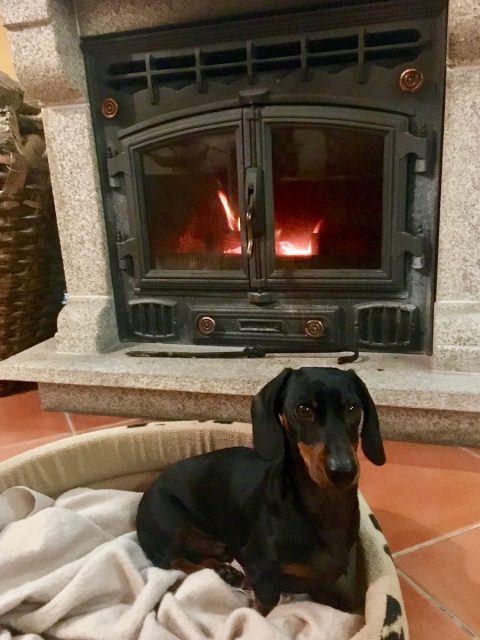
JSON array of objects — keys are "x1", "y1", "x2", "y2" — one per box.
[
  {"x1": 354, "y1": 303, "x2": 418, "y2": 349},
  {"x1": 106, "y1": 27, "x2": 426, "y2": 95},
  {"x1": 130, "y1": 300, "x2": 176, "y2": 339}
]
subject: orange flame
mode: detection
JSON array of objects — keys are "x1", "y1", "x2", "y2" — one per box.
[
  {"x1": 224, "y1": 245, "x2": 242, "y2": 255},
  {"x1": 218, "y1": 190, "x2": 323, "y2": 259},
  {"x1": 276, "y1": 219, "x2": 324, "y2": 257},
  {"x1": 278, "y1": 240, "x2": 313, "y2": 256},
  {"x1": 218, "y1": 190, "x2": 240, "y2": 232}
]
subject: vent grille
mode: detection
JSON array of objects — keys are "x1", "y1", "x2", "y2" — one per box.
[
  {"x1": 354, "y1": 303, "x2": 418, "y2": 348},
  {"x1": 130, "y1": 300, "x2": 176, "y2": 339},
  {"x1": 106, "y1": 28, "x2": 427, "y2": 94}
]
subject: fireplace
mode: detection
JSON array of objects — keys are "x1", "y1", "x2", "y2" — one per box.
[
  {"x1": 82, "y1": 1, "x2": 446, "y2": 353},
  {"x1": 82, "y1": 3, "x2": 447, "y2": 354}
]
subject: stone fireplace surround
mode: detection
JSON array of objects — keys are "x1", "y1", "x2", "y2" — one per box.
[{"x1": 0, "y1": 0, "x2": 479, "y2": 445}]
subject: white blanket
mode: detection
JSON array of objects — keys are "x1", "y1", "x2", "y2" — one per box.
[{"x1": 0, "y1": 486, "x2": 364, "y2": 640}]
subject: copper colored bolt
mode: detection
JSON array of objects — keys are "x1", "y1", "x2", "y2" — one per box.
[
  {"x1": 197, "y1": 316, "x2": 216, "y2": 335},
  {"x1": 101, "y1": 97, "x2": 119, "y2": 119},
  {"x1": 304, "y1": 319, "x2": 325, "y2": 338},
  {"x1": 399, "y1": 68, "x2": 424, "y2": 93}
]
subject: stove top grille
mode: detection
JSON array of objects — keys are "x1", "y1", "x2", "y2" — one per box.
[{"x1": 106, "y1": 27, "x2": 427, "y2": 95}]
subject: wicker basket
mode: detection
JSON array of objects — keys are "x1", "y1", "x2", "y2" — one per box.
[{"x1": 0, "y1": 74, "x2": 64, "y2": 394}]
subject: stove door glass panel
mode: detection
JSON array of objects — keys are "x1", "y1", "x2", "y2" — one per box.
[
  {"x1": 142, "y1": 129, "x2": 242, "y2": 271},
  {"x1": 270, "y1": 125, "x2": 384, "y2": 270}
]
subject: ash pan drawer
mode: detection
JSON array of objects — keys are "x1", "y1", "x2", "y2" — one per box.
[{"x1": 191, "y1": 306, "x2": 341, "y2": 345}]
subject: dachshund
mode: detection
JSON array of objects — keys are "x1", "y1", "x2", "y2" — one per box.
[{"x1": 136, "y1": 367, "x2": 385, "y2": 615}]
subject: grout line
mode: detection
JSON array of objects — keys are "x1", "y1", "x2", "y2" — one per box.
[
  {"x1": 398, "y1": 569, "x2": 478, "y2": 639},
  {"x1": 0, "y1": 433, "x2": 71, "y2": 454},
  {"x1": 63, "y1": 413, "x2": 76, "y2": 435},
  {"x1": 393, "y1": 522, "x2": 480, "y2": 559},
  {"x1": 0, "y1": 434, "x2": 71, "y2": 448},
  {"x1": 461, "y1": 447, "x2": 480, "y2": 461}
]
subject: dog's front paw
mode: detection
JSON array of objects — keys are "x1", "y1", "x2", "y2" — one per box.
[
  {"x1": 252, "y1": 598, "x2": 274, "y2": 617},
  {"x1": 202, "y1": 559, "x2": 245, "y2": 587}
]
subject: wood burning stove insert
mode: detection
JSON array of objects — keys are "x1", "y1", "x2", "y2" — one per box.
[{"x1": 82, "y1": 0, "x2": 447, "y2": 353}]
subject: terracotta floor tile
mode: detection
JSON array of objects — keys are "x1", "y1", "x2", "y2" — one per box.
[
  {"x1": 0, "y1": 389, "x2": 69, "y2": 445},
  {"x1": 66, "y1": 413, "x2": 141, "y2": 432},
  {"x1": 397, "y1": 527, "x2": 480, "y2": 635},
  {"x1": 378, "y1": 440, "x2": 480, "y2": 472},
  {"x1": 359, "y1": 441, "x2": 480, "y2": 552},
  {"x1": 399, "y1": 577, "x2": 472, "y2": 640},
  {"x1": 0, "y1": 433, "x2": 72, "y2": 462}
]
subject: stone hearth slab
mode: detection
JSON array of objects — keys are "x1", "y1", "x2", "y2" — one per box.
[{"x1": 0, "y1": 339, "x2": 479, "y2": 446}]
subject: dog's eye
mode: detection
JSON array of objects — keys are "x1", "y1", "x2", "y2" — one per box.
[
  {"x1": 296, "y1": 404, "x2": 314, "y2": 419},
  {"x1": 346, "y1": 405, "x2": 362, "y2": 423}
]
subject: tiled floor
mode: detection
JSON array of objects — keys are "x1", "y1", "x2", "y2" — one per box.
[{"x1": 0, "y1": 385, "x2": 479, "y2": 639}]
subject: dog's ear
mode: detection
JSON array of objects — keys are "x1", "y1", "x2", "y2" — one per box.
[
  {"x1": 347, "y1": 370, "x2": 386, "y2": 465},
  {"x1": 251, "y1": 368, "x2": 293, "y2": 460}
]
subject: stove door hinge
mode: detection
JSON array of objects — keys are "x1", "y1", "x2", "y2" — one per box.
[
  {"x1": 116, "y1": 232, "x2": 138, "y2": 276},
  {"x1": 394, "y1": 231, "x2": 425, "y2": 269},
  {"x1": 107, "y1": 149, "x2": 128, "y2": 188},
  {"x1": 396, "y1": 131, "x2": 428, "y2": 173}
]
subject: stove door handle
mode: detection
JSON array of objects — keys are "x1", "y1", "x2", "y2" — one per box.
[
  {"x1": 245, "y1": 192, "x2": 254, "y2": 257},
  {"x1": 244, "y1": 167, "x2": 264, "y2": 258}
]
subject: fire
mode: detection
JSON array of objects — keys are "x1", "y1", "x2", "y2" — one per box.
[
  {"x1": 218, "y1": 189, "x2": 242, "y2": 254},
  {"x1": 218, "y1": 190, "x2": 323, "y2": 258},
  {"x1": 278, "y1": 240, "x2": 313, "y2": 256},
  {"x1": 218, "y1": 190, "x2": 240, "y2": 232},
  {"x1": 276, "y1": 219, "x2": 323, "y2": 257},
  {"x1": 224, "y1": 245, "x2": 242, "y2": 255}
]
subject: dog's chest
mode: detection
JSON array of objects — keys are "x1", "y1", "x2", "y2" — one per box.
[
  {"x1": 274, "y1": 509, "x2": 324, "y2": 560},
  {"x1": 272, "y1": 497, "x2": 357, "y2": 576}
]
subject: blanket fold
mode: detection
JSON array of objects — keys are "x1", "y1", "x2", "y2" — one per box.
[{"x1": 0, "y1": 486, "x2": 364, "y2": 640}]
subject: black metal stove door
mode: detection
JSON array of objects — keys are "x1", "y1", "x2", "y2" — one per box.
[
  {"x1": 120, "y1": 109, "x2": 253, "y2": 290},
  {"x1": 256, "y1": 105, "x2": 426, "y2": 294}
]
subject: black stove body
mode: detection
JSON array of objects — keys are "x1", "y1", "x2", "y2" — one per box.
[{"x1": 83, "y1": 0, "x2": 447, "y2": 353}]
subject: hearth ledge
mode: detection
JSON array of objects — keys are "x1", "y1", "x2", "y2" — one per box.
[{"x1": 0, "y1": 339, "x2": 479, "y2": 446}]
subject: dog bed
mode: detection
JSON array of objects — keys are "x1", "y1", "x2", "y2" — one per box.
[{"x1": 0, "y1": 421, "x2": 408, "y2": 640}]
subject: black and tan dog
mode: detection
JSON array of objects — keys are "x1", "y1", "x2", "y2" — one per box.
[{"x1": 136, "y1": 367, "x2": 386, "y2": 614}]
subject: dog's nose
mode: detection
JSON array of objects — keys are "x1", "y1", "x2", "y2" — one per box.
[{"x1": 325, "y1": 456, "x2": 357, "y2": 487}]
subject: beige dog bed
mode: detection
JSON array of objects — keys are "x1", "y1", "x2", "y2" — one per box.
[{"x1": 0, "y1": 421, "x2": 408, "y2": 640}]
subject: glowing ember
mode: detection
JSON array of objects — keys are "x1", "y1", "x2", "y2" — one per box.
[
  {"x1": 218, "y1": 190, "x2": 240, "y2": 232},
  {"x1": 312, "y1": 219, "x2": 323, "y2": 234},
  {"x1": 224, "y1": 245, "x2": 242, "y2": 255},
  {"x1": 275, "y1": 219, "x2": 324, "y2": 257},
  {"x1": 278, "y1": 240, "x2": 313, "y2": 256}
]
